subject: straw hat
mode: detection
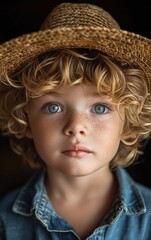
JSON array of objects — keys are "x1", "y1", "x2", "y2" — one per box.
[{"x1": 0, "y1": 2, "x2": 151, "y2": 89}]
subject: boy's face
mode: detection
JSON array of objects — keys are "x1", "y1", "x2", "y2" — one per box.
[{"x1": 26, "y1": 84, "x2": 124, "y2": 177}]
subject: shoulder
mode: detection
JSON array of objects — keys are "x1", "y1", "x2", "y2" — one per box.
[
  {"x1": 115, "y1": 167, "x2": 151, "y2": 216},
  {"x1": 136, "y1": 182, "x2": 151, "y2": 210},
  {"x1": 0, "y1": 187, "x2": 22, "y2": 239},
  {"x1": 0, "y1": 169, "x2": 43, "y2": 217},
  {"x1": 0, "y1": 169, "x2": 45, "y2": 239},
  {"x1": 0, "y1": 187, "x2": 22, "y2": 214}
]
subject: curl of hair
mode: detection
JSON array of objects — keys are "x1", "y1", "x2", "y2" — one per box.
[{"x1": 0, "y1": 48, "x2": 151, "y2": 168}]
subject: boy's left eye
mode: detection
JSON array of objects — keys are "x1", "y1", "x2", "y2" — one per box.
[
  {"x1": 43, "y1": 103, "x2": 62, "y2": 113},
  {"x1": 91, "y1": 104, "x2": 109, "y2": 114}
]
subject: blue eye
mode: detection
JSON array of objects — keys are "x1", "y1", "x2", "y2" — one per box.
[
  {"x1": 91, "y1": 104, "x2": 109, "y2": 114},
  {"x1": 43, "y1": 103, "x2": 62, "y2": 113}
]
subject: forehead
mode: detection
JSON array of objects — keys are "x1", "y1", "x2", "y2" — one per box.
[
  {"x1": 42, "y1": 84, "x2": 115, "y2": 106},
  {"x1": 50, "y1": 84, "x2": 99, "y2": 96},
  {"x1": 44, "y1": 84, "x2": 114, "y2": 103}
]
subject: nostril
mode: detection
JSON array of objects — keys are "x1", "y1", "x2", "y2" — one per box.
[
  {"x1": 68, "y1": 130, "x2": 74, "y2": 135},
  {"x1": 79, "y1": 130, "x2": 85, "y2": 135},
  {"x1": 64, "y1": 129, "x2": 86, "y2": 136}
]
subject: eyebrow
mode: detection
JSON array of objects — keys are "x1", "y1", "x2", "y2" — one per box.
[
  {"x1": 46, "y1": 91, "x2": 108, "y2": 97},
  {"x1": 91, "y1": 92, "x2": 102, "y2": 97},
  {"x1": 47, "y1": 90, "x2": 101, "y2": 97},
  {"x1": 46, "y1": 91, "x2": 65, "y2": 97}
]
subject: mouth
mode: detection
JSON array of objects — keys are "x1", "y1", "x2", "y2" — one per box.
[{"x1": 62, "y1": 145, "x2": 93, "y2": 158}]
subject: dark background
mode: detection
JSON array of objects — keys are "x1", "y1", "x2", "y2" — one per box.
[{"x1": 0, "y1": 0, "x2": 151, "y2": 198}]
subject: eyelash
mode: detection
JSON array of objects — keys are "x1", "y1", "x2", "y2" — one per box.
[
  {"x1": 42, "y1": 103, "x2": 63, "y2": 113},
  {"x1": 42, "y1": 102, "x2": 111, "y2": 114},
  {"x1": 91, "y1": 104, "x2": 110, "y2": 114}
]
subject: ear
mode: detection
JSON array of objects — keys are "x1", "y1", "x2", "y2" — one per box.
[
  {"x1": 24, "y1": 106, "x2": 33, "y2": 139},
  {"x1": 25, "y1": 126, "x2": 33, "y2": 139},
  {"x1": 120, "y1": 130, "x2": 137, "y2": 143}
]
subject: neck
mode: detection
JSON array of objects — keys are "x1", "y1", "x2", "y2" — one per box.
[{"x1": 45, "y1": 166, "x2": 117, "y2": 204}]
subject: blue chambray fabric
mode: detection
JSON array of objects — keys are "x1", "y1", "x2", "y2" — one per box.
[{"x1": 0, "y1": 167, "x2": 151, "y2": 240}]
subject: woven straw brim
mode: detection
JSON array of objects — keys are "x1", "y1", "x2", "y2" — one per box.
[{"x1": 0, "y1": 26, "x2": 151, "y2": 90}]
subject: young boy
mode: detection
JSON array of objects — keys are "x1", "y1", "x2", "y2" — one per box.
[{"x1": 0, "y1": 2, "x2": 151, "y2": 240}]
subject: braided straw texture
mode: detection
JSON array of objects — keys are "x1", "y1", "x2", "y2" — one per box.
[{"x1": 0, "y1": 3, "x2": 151, "y2": 90}]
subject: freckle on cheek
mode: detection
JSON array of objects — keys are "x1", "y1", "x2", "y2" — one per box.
[
  {"x1": 82, "y1": 114, "x2": 102, "y2": 132},
  {"x1": 91, "y1": 119, "x2": 102, "y2": 132}
]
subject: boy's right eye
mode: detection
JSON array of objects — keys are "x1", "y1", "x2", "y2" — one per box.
[{"x1": 42, "y1": 103, "x2": 62, "y2": 113}]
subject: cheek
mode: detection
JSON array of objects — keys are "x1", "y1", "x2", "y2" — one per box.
[
  {"x1": 29, "y1": 121, "x2": 59, "y2": 161},
  {"x1": 28, "y1": 111, "x2": 59, "y2": 135},
  {"x1": 31, "y1": 119, "x2": 60, "y2": 141},
  {"x1": 26, "y1": 108, "x2": 62, "y2": 160},
  {"x1": 93, "y1": 120, "x2": 123, "y2": 160},
  {"x1": 90, "y1": 118, "x2": 102, "y2": 132},
  {"x1": 92, "y1": 116, "x2": 124, "y2": 142}
]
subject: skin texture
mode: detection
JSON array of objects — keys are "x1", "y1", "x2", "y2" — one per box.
[{"x1": 26, "y1": 84, "x2": 125, "y2": 239}]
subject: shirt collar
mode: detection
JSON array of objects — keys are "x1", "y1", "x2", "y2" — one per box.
[
  {"x1": 12, "y1": 167, "x2": 146, "y2": 218},
  {"x1": 115, "y1": 167, "x2": 146, "y2": 215},
  {"x1": 12, "y1": 169, "x2": 43, "y2": 216}
]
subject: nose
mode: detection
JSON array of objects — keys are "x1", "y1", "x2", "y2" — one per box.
[{"x1": 63, "y1": 111, "x2": 90, "y2": 136}]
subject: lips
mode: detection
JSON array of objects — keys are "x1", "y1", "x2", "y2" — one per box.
[{"x1": 62, "y1": 145, "x2": 92, "y2": 158}]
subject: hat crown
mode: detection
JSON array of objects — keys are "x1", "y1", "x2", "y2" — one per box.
[{"x1": 41, "y1": 3, "x2": 120, "y2": 30}]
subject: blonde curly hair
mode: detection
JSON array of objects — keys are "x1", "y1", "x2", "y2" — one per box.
[{"x1": 0, "y1": 48, "x2": 151, "y2": 168}]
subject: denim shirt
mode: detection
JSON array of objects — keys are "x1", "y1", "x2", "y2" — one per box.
[{"x1": 0, "y1": 167, "x2": 151, "y2": 240}]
